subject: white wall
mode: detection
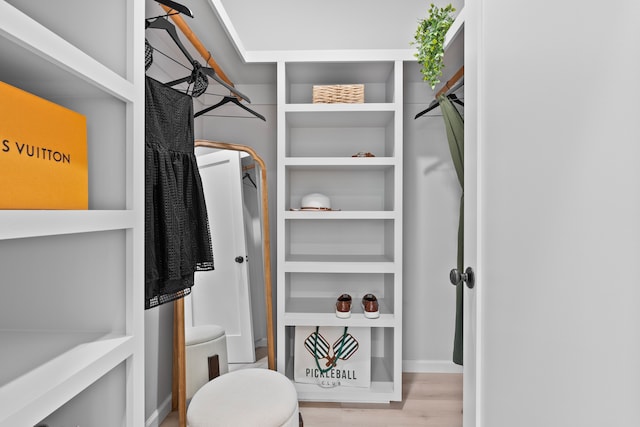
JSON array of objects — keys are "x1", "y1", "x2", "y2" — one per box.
[
  {"x1": 144, "y1": 305, "x2": 174, "y2": 427},
  {"x1": 403, "y1": 62, "x2": 462, "y2": 371}
]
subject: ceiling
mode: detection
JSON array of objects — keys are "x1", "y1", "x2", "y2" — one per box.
[
  {"x1": 145, "y1": 0, "x2": 463, "y2": 86},
  {"x1": 216, "y1": 0, "x2": 463, "y2": 54}
]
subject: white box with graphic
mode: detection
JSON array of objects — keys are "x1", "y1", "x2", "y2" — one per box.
[{"x1": 294, "y1": 326, "x2": 371, "y2": 388}]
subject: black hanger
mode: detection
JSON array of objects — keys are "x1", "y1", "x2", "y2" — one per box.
[
  {"x1": 414, "y1": 93, "x2": 465, "y2": 119},
  {"x1": 146, "y1": 17, "x2": 250, "y2": 102},
  {"x1": 414, "y1": 80, "x2": 465, "y2": 119},
  {"x1": 166, "y1": 66, "x2": 251, "y2": 102},
  {"x1": 146, "y1": 16, "x2": 193, "y2": 62},
  {"x1": 164, "y1": 60, "x2": 208, "y2": 97},
  {"x1": 243, "y1": 172, "x2": 257, "y2": 189},
  {"x1": 154, "y1": 0, "x2": 194, "y2": 18},
  {"x1": 194, "y1": 96, "x2": 266, "y2": 121},
  {"x1": 449, "y1": 93, "x2": 464, "y2": 108},
  {"x1": 414, "y1": 99, "x2": 441, "y2": 119}
]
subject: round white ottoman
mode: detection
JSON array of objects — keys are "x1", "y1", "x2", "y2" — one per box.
[
  {"x1": 185, "y1": 324, "x2": 229, "y2": 400},
  {"x1": 187, "y1": 368, "x2": 299, "y2": 427}
]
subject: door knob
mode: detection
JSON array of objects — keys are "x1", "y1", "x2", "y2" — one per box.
[
  {"x1": 449, "y1": 267, "x2": 475, "y2": 289},
  {"x1": 235, "y1": 256, "x2": 244, "y2": 264}
]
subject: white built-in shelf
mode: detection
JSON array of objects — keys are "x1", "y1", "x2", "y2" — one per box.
[
  {"x1": 0, "y1": 21, "x2": 133, "y2": 103},
  {"x1": 444, "y1": 6, "x2": 465, "y2": 51},
  {"x1": 278, "y1": 57, "x2": 403, "y2": 403},
  {"x1": 0, "y1": 2, "x2": 133, "y2": 100},
  {"x1": 285, "y1": 109, "x2": 395, "y2": 126},
  {"x1": 0, "y1": 330, "x2": 107, "y2": 386},
  {"x1": 285, "y1": 253, "x2": 394, "y2": 262},
  {"x1": 285, "y1": 61, "x2": 396, "y2": 86},
  {"x1": 284, "y1": 356, "x2": 396, "y2": 403},
  {"x1": 434, "y1": 5, "x2": 465, "y2": 87},
  {"x1": 284, "y1": 295, "x2": 395, "y2": 326},
  {"x1": 284, "y1": 157, "x2": 396, "y2": 167},
  {"x1": 284, "y1": 103, "x2": 397, "y2": 112},
  {"x1": 0, "y1": 1, "x2": 144, "y2": 425},
  {"x1": 283, "y1": 312, "x2": 396, "y2": 327},
  {"x1": 0, "y1": 210, "x2": 136, "y2": 240},
  {"x1": 0, "y1": 332, "x2": 131, "y2": 427},
  {"x1": 285, "y1": 211, "x2": 395, "y2": 220},
  {"x1": 283, "y1": 259, "x2": 395, "y2": 274}
]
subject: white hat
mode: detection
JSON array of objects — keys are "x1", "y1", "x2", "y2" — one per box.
[{"x1": 301, "y1": 193, "x2": 331, "y2": 210}]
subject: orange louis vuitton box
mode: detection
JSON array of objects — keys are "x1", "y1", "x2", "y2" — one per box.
[{"x1": 0, "y1": 81, "x2": 88, "y2": 209}]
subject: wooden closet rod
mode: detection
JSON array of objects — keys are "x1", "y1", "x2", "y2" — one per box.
[
  {"x1": 436, "y1": 65, "x2": 464, "y2": 98},
  {"x1": 159, "y1": 4, "x2": 235, "y2": 89}
]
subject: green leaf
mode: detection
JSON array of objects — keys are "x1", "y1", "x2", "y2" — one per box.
[{"x1": 411, "y1": 3, "x2": 455, "y2": 89}]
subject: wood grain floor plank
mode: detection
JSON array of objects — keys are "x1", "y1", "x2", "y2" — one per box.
[{"x1": 160, "y1": 372, "x2": 462, "y2": 426}]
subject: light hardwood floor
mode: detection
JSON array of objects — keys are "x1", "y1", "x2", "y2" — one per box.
[{"x1": 160, "y1": 371, "x2": 462, "y2": 427}]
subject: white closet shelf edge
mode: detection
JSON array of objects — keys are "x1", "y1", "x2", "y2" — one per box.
[
  {"x1": 0, "y1": 2, "x2": 135, "y2": 102},
  {"x1": 0, "y1": 333, "x2": 133, "y2": 427},
  {"x1": 284, "y1": 103, "x2": 397, "y2": 113},
  {"x1": 444, "y1": 6, "x2": 466, "y2": 51},
  {"x1": 0, "y1": 210, "x2": 136, "y2": 240},
  {"x1": 245, "y1": 49, "x2": 416, "y2": 63}
]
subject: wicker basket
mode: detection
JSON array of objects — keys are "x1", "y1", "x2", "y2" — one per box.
[{"x1": 312, "y1": 84, "x2": 364, "y2": 104}]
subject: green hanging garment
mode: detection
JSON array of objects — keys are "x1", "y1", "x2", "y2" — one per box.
[{"x1": 439, "y1": 95, "x2": 464, "y2": 366}]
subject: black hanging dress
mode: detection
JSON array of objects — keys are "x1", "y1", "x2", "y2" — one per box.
[{"x1": 145, "y1": 76, "x2": 214, "y2": 309}]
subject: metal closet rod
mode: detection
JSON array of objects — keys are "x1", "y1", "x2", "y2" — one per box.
[{"x1": 159, "y1": 4, "x2": 236, "y2": 91}]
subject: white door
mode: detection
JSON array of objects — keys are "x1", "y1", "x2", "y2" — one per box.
[
  {"x1": 192, "y1": 150, "x2": 256, "y2": 363},
  {"x1": 465, "y1": 1, "x2": 640, "y2": 426},
  {"x1": 462, "y1": 0, "x2": 480, "y2": 425}
]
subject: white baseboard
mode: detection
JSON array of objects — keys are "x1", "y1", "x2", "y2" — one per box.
[
  {"x1": 145, "y1": 394, "x2": 173, "y2": 427},
  {"x1": 402, "y1": 359, "x2": 463, "y2": 373}
]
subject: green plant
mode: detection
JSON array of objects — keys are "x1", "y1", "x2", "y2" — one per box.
[{"x1": 412, "y1": 3, "x2": 456, "y2": 89}]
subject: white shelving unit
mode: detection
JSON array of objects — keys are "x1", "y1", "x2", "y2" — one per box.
[
  {"x1": 0, "y1": 1, "x2": 144, "y2": 426},
  {"x1": 276, "y1": 58, "x2": 403, "y2": 402}
]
